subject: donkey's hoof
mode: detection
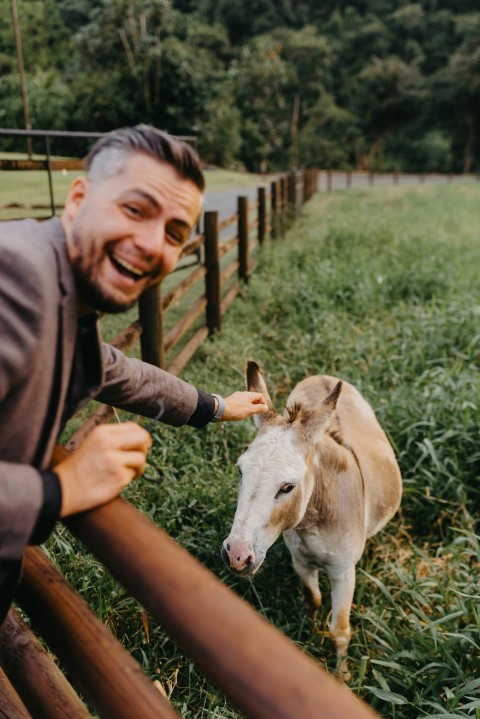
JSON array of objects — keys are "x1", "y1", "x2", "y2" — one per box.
[{"x1": 335, "y1": 668, "x2": 352, "y2": 683}]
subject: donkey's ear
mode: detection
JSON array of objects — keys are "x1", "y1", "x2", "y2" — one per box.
[
  {"x1": 302, "y1": 380, "x2": 343, "y2": 442},
  {"x1": 322, "y1": 380, "x2": 342, "y2": 410},
  {"x1": 246, "y1": 360, "x2": 276, "y2": 426}
]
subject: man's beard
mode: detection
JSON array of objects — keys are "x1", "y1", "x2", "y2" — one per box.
[{"x1": 72, "y1": 264, "x2": 138, "y2": 314}]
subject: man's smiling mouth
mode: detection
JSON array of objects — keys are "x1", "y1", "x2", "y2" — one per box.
[{"x1": 108, "y1": 251, "x2": 150, "y2": 281}]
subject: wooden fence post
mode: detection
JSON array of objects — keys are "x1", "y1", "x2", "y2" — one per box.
[
  {"x1": 139, "y1": 285, "x2": 166, "y2": 369},
  {"x1": 303, "y1": 170, "x2": 309, "y2": 203},
  {"x1": 258, "y1": 186, "x2": 266, "y2": 245},
  {"x1": 326, "y1": 170, "x2": 332, "y2": 192},
  {"x1": 280, "y1": 176, "x2": 288, "y2": 236},
  {"x1": 282, "y1": 175, "x2": 289, "y2": 212},
  {"x1": 346, "y1": 171, "x2": 352, "y2": 189},
  {"x1": 288, "y1": 171, "x2": 297, "y2": 211},
  {"x1": 271, "y1": 179, "x2": 279, "y2": 239},
  {"x1": 238, "y1": 195, "x2": 249, "y2": 282},
  {"x1": 204, "y1": 210, "x2": 221, "y2": 334}
]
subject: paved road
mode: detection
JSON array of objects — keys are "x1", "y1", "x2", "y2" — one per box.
[{"x1": 203, "y1": 185, "x2": 265, "y2": 223}]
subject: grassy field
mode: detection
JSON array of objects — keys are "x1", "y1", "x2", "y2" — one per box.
[
  {"x1": 0, "y1": 165, "x2": 268, "y2": 219},
  {"x1": 47, "y1": 182, "x2": 480, "y2": 718}
]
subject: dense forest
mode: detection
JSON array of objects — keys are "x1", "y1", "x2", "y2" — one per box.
[{"x1": 0, "y1": 0, "x2": 479, "y2": 172}]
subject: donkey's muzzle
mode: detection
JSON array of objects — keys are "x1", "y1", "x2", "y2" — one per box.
[{"x1": 221, "y1": 538, "x2": 257, "y2": 576}]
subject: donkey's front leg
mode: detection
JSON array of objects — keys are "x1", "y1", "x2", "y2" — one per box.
[
  {"x1": 291, "y1": 556, "x2": 322, "y2": 621},
  {"x1": 327, "y1": 565, "x2": 356, "y2": 682}
]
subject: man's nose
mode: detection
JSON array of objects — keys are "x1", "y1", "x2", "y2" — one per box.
[{"x1": 134, "y1": 222, "x2": 166, "y2": 258}]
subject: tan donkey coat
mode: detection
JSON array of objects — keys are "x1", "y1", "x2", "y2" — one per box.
[{"x1": 222, "y1": 361, "x2": 402, "y2": 679}]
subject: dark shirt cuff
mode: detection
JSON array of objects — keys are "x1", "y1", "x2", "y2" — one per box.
[
  {"x1": 29, "y1": 470, "x2": 62, "y2": 545},
  {"x1": 186, "y1": 390, "x2": 216, "y2": 428}
]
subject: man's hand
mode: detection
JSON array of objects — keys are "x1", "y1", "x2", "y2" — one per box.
[
  {"x1": 54, "y1": 423, "x2": 152, "y2": 517},
  {"x1": 222, "y1": 391, "x2": 268, "y2": 421}
]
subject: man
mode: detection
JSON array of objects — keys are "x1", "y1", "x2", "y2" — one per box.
[{"x1": 0, "y1": 124, "x2": 267, "y2": 622}]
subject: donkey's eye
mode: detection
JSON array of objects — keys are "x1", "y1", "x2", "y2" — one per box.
[{"x1": 277, "y1": 483, "x2": 295, "y2": 497}]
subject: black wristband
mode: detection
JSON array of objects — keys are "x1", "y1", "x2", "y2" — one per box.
[
  {"x1": 29, "y1": 470, "x2": 62, "y2": 545},
  {"x1": 187, "y1": 390, "x2": 216, "y2": 428}
]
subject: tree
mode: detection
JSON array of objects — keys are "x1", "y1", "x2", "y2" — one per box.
[
  {"x1": 298, "y1": 92, "x2": 357, "y2": 168},
  {"x1": 230, "y1": 37, "x2": 291, "y2": 170},
  {"x1": 447, "y1": 14, "x2": 480, "y2": 171},
  {"x1": 351, "y1": 55, "x2": 425, "y2": 169}
]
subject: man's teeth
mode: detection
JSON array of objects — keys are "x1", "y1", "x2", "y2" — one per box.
[{"x1": 111, "y1": 254, "x2": 146, "y2": 278}]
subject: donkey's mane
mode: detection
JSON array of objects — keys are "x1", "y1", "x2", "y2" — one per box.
[{"x1": 285, "y1": 402, "x2": 301, "y2": 423}]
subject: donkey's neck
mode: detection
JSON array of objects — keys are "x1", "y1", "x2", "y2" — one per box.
[{"x1": 296, "y1": 436, "x2": 356, "y2": 531}]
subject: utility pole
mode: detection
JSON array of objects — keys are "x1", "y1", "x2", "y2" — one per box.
[{"x1": 11, "y1": 0, "x2": 33, "y2": 157}]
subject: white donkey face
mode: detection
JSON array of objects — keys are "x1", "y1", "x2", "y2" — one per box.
[
  {"x1": 221, "y1": 423, "x2": 310, "y2": 576},
  {"x1": 221, "y1": 361, "x2": 342, "y2": 578}
]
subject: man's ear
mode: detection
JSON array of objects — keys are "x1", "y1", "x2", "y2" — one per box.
[{"x1": 63, "y1": 176, "x2": 89, "y2": 221}]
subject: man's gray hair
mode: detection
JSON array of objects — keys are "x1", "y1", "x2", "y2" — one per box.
[{"x1": 84, "y1": 124, "x2": 205, "y2": 191}]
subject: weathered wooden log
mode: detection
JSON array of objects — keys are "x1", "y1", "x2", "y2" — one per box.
[
  {"x1": 0, "y1": 666, "x2": 31, "y2": 719},
  {"x1": 163, "y1": 296, "x2": 207, "y2": 353},
  {"x1": 0, "y1": 609, "x2": 90, "y2": 719},
  {"x1": 167, "y1": 326, "x2": 209, "y2": 377},
  {"x1": 65, "y1": 497, "x2": 381, "y2": 719},
  {"x1": 162, "y1": 265, "x2": 206, "y2": 314},
  {"x1": 16, "y1": 548, "x2": 180, "y2": 719}
]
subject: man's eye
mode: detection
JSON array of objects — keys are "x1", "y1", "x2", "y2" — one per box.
[
  {"x1": 276, "y1": 483, "x2": 295, "y2": 497},
  {"x1": 167, "y1": 230, "x2": 185, "y2": 246},
  {"x1": 124, "y1": 204, "x2": 143, "y2": 217}
]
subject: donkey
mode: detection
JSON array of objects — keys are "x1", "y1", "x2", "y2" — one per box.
[{"x1": 221, "y1": 361, "x2": 402, "y2": 679}]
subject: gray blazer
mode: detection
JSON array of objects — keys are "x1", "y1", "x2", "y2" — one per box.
[{"x1": 0, "y1": 217, "x2": 200, "y2": 618}]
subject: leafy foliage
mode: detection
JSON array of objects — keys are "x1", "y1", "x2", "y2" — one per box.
[{"x1": 1, "y1": 0, "x2": 480, "y2": 170}]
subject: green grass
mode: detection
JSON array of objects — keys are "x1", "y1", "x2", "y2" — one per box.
[
  {"x1": 47, "y1": 183, "x2": 479, "y2": 717},
  {"x1": 0, "y1": 165, "x2": 268, "y2": 219}
]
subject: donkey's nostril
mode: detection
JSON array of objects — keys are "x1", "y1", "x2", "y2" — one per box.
[{"x1": 226, "y1": 543, "x2": 230, "y2": 551}]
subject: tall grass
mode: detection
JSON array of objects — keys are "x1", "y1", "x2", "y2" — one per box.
[{"x1": 49, "y1": 183, "x2": 479, "y2": 717}]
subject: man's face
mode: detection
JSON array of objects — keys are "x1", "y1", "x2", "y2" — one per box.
[{"x1": 62, "y1": 153, "x2": 203, "y2": 313}]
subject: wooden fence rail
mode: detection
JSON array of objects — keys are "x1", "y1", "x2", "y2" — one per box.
[{"x1": 319, "y1": 168, "x2": 480, "y2": 191}]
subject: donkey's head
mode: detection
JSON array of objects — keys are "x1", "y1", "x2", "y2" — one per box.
[{"x1": 221, "y1": 361, "x2": 342, "y2": 577}]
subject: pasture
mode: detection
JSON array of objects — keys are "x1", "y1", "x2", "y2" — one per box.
[
  {"x1": 48, "y1": 182, "x2": 479, "y2": 718},
  {"x1": 0, "y1": 164, "x2": 268, "y2": 219}
]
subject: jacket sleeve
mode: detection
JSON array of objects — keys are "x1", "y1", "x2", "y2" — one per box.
[
  {"x1": 0, "y1": 465, "x2": 44, "y2": 562},
  {"x1": 0, "y1": 246, "x2": 46, "y2": 563},
  {"x1": 96, "y1": 343, "x2": 202, "y2": 426}
]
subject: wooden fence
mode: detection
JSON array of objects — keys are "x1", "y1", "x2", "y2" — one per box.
[
  {"x1": 319, "y1": 168, "x2": 480, "y2": 191},
  {"x1": 0, "y1": 165, "x2": 381, "y2": 719}
]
